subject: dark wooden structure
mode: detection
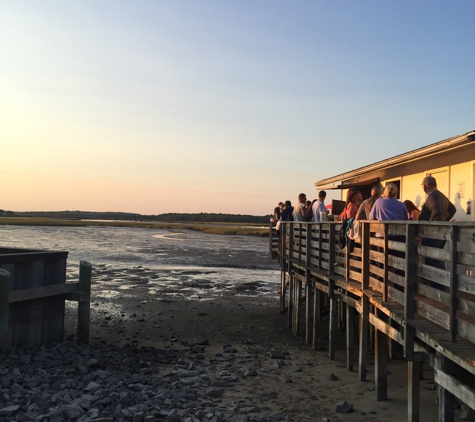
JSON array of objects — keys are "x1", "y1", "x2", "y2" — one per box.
[
  {"x1": 0, "y1": 247, "x2": 92, "y2": 351},
  {"x1": 274, "y1": 220, "x2": 475, "y2": 421},
  {"x1": 269, "y1": 222, "x2": 279, "y2": 259}
]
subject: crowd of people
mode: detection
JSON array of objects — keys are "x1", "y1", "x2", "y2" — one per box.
[
  {"x1": 271, "y1": 191, "x2": 331, "y2": 235},
  {"x1": 272, "y1": 176, "x2": 456, "y2": 236}
]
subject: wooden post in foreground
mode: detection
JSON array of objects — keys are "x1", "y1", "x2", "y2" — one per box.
[
  {"x1": 0, "y1": 269, "x2": 11, "y2": 353},
  {"x1": 77, "y1": 260, "x2": 92, "y2": 344}
]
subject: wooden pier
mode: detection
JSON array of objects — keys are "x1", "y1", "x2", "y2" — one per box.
[{"x1": 274, "y1": 220, "x2": 475, "y2": 421}]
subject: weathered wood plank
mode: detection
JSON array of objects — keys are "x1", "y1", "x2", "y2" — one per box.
[
  {"x1": 408, "y1": 360, "x2": 422, "y2": 422},
  {"x1": 347, "y1": 304, "x2": 355, "y2": 371},
  {"x1": 9, "y1": 282, "x2": 79, "y2": 303},
  {"x1": 416, "y1": 263, "x2": 450, "y2": 287},
  {"x1": 388, "y1": 271, "x2": 405, "y2": 287},
  {"x1": 417, "y1": 245, "x2": 451, "y2": 261},
  {"x1": 369, "y1": 312, "x2": 403, "y2": 344},
  {"x1": 375, "y1": 322, "x2": 388, "y2": 400},
  {"x1": 435, "y1": 368, "x2": 475, "y2": 412},
  {"x1": 417, "y1": 224, "x2": 452, "y2": 240},
  {"x1": 388, "y1": 286, "x2": 404, "y2": 306},
  {"x1": 42, "y1": 257, "x2": 67, "y2": 345},
  {"x1": 458, "y1": 275, "x2": 475, "y2": 295}
]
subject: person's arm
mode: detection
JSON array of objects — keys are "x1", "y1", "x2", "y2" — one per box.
[{"x1": 412, "y1": 209, "x2": 420, "y2": 221}]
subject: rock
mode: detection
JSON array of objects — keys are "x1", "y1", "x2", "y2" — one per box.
[
  {"x1": 228, "y1": 415, "x2": 250, "y2": 422},
  {"x1": 327, "y1": 373, "x2": 339, "y2": 381},
  {"x1": 269, "y1": 350, "x2": 288, "y2": 359},
  {"x1": 61, "y1": 404, "x2": 85, "y2": 419},
  {"x1": 363, "y1": 382, "x2": 375, "y2": 391},
  {"x1": 206, "y1": 387, "x2": 224, "y2": 397},
  {"x1": 0, "y1": 405, "x2": 20, "y2": 417},
  {"x1": 336, "y1": 400, "x2": 353, "y2": 413}
]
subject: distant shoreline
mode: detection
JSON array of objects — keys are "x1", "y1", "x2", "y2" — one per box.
[{"x1": 0, "y1": 217, "x2": 269, "y2": 237}]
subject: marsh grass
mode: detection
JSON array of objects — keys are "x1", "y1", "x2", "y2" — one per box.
[{"x1": 0, "y1": 217, "x2": 268, "y2": 236}]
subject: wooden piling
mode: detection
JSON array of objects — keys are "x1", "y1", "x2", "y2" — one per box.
[
  {"x1": 0, "y1": 269, "x2": 10, "y2": 353},
  {"x1": 77, "y1": 260, "x2": 92, "y2": 344}
]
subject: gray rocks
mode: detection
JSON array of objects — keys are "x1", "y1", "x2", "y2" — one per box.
[
  {"x1": 0, "y1": 405, "x2": 19, "y2": 417},
  {"x1": 336, "y1": 400, "x2": 353, "y2": 413},
  {"x1": 0, "y1": 340, "x2": 299, "y2": 422}
]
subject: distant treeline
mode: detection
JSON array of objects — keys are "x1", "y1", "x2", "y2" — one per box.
[{"x1": 8, "y1": 210, "x2": 270, "y2": 224}]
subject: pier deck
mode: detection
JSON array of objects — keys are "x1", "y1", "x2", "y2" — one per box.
[{"x1": 275, "y1": 220, "x2": 475, "y2": 421}]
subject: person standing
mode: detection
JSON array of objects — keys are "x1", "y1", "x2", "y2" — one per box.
[
  {"x1": 281, "y1": 200, "x2": 294, "y2": 221},
  {"x1": 419, "y1": 176, "x2": 456, "y2": 222},
  {"x1": 419, "y1": 176, "x2": 456, "y2": 271},
  {"x1": 356, "y1": 184, "x2": 383, "y2": 221},
  {"x1": 403, "y1": 200, "x2": 421, "y2": 221},
  {"x1": 339, "y1": 188, "x2": 362, "y2": 220},
  {"x1": 312, "y1": 190, "x2": 328, "y2": 222},
  {"x1": 292, "y1": 193, "x2": 307, "y2": 221}
]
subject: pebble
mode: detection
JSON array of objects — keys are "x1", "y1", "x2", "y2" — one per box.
[{"x1": 0, "y1": 340, "x2": 297, "y2": 422}]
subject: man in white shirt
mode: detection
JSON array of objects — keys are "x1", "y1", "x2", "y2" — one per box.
[
  {"x1": 312, "y1": 191, "x2": 328, "y2": 221},
  {"x1": 292, "y1": 193, "x2": 307, "y2": 221}
]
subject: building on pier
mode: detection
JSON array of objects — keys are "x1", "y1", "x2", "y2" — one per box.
[{"x1": 315, "y1": 130, "x2": 475, "y2": 222}]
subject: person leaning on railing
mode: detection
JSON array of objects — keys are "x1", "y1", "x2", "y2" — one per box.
[{"x1": 368, "y1": 183, "x2": 408, "y2": 241}]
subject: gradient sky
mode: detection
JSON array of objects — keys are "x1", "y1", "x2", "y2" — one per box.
[{"x1": 1, "y1": 1, "x2": 474, "y2": 215}]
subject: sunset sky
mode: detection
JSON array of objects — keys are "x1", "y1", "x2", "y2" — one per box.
[{"x1": 1, "y1": 1, "x2": 474, "y2": 215}]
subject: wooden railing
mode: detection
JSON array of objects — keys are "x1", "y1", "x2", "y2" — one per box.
[
  {"x1": 275, "y1": 220, "x2": 475, "y2": 422},
  {"x1": 0, "y1": 248, "x2": 92, "y2": 351}
]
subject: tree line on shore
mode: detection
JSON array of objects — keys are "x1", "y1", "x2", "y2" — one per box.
[{"x1": 3, "y1": 210, "x2": 270, "y2": 224}]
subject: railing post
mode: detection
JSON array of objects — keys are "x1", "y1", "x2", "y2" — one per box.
[
  {"x1": 449, "y1": 225, "x2": 458, "y2": 343},
  {"x1": 280, "y1": 222, "x2": 288, "y2": 312},
  {"x1": 383, "y1": 223, "x2": 389, "y2": 301},
  {"x1": 405, "y1": 223, "x2": 420, "y2": 422},
  {"x1": 328, "y1": 222, "x2": 337, "y2": 360},
  {"x1": 0, "y1": 269, "x2": 11, "y2": 353},
  {"x1": 306, "y1": 224, "x2": 313, "y2": 344},
  {"x1": 77, "y1": 260, "x2": 92, "y2": 344},
  {"x1": 359, "y1": 221, "x2": 370, "y2": 381},
  {"x1": 328, "y1": 224, "x2": 335, "y2": 277},
  {"x1": 298, "y1": 223, "x2": 303, "y2": 261},
  {"x1": 404, "y1": 223, "x2": 417, "y2": 359},
  {"x1": 318, "y1": 222, "x2": 323, "y2": 270},
  {"x1": 269, "y1": 222, "x2": 274, "y2": 257}
]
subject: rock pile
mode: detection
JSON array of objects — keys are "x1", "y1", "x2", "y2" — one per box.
[{"x1": 0, "y1": 341, "x2": 293, "y2": 422}]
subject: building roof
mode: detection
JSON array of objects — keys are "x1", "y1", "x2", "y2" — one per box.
[{"x1": 315, "y1": 130, "x2": 475, "y2": 189}]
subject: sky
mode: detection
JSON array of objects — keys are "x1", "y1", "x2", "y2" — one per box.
[{"x1": 1, "y1": 1, "x2": 474, "y2": 216}]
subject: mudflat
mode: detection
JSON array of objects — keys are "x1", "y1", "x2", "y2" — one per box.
[{"x1": 63, "y1": 270, "x2": 444, "y2": 422}]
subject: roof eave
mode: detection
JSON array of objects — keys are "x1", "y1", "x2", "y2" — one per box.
[{"x1": 315, "y1": 131, "x2": 475, "y2": 188}]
